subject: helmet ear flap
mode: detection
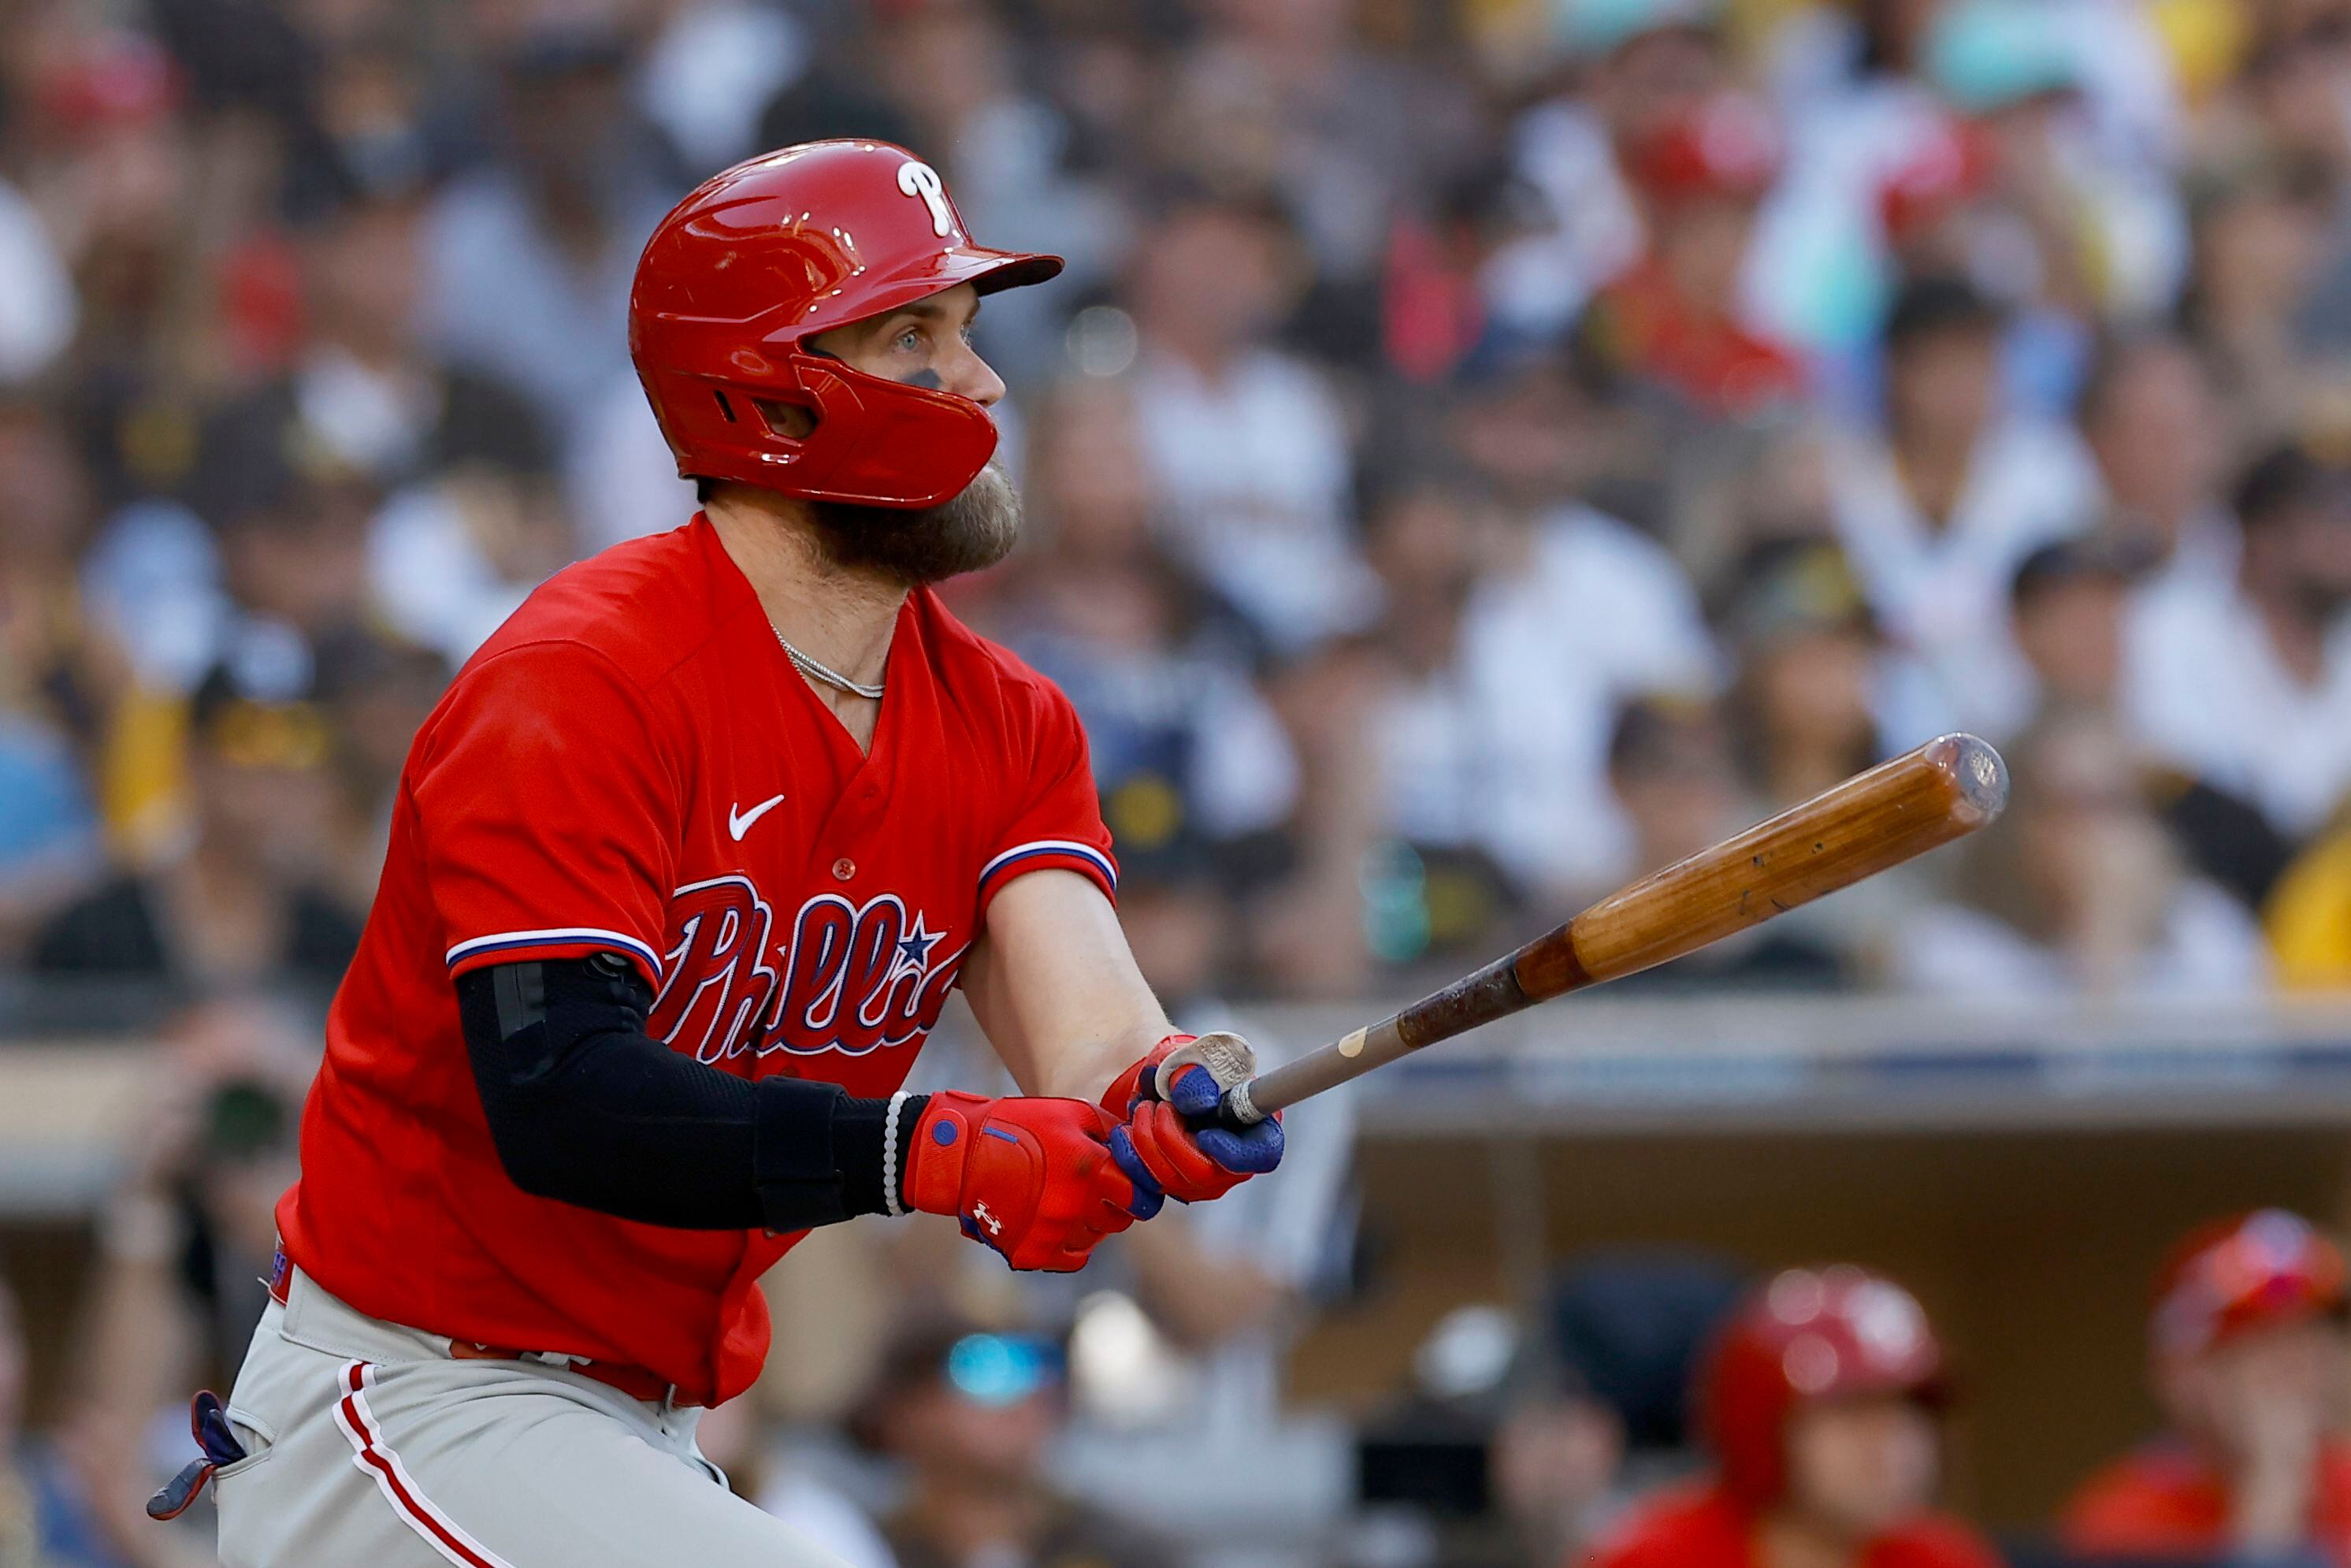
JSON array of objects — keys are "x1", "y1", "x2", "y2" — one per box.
[{"x1": 748, "y1": 396, "x2": 815, "y2": 441}]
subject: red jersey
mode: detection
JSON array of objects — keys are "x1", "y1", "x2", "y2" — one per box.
[
  {"x1": 1584, "y1": 1483, "x2": 2001, "y2": 1568},
  {"x1": 277, "y1": 515, "x2": 1116, "y2": 1406},
  {"x1": 1593, "y1": 259, "x2": 1807, "y2": 419},
  {"x1": 2063, "y1": 1437, "x2": 2351, "y2": 1567}
]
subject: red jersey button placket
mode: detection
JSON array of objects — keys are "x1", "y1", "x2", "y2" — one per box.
[{"x1": 831, "y1": 857, "x2": 856, "y2": 882}]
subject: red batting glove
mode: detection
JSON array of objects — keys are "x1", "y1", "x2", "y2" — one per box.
[
  {"x1": 1101, "y1": 1035, "x2": 1284, "y2": 1219},
  {"x1": 1098, "y1": 1035, "x2": 1190, "y2": 1122},
  {"x1": 902, "y1": 1091, "x2": 1137, "y2": 1272}
]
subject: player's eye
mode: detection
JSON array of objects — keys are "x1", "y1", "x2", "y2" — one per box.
[{"x1": 893, "y1": 328, "x2": 923, "y2": 355}]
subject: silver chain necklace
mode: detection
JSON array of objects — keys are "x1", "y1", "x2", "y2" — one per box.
[{"x1": 774, "y1": 625, "x2": 886, "y2": 700}]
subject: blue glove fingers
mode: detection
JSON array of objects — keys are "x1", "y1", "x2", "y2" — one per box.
[
  {"x1": 1109, "y1": 1127, "x2": 1168, "y2": 1220},
  {"x1": 1167, "y1": 1063, "x2": 1283, "y2": 1175},
  {"x1": 1165, "y1": 1063, "x2": 1227, "y2": 1118},
  {"x1": 1194, "y1": 1116, "x2": 1283, "y2": 1175}
]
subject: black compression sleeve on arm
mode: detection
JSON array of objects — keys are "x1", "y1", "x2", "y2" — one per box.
[{"x1": 455, "y1": 954, "x2": 926, "y2": 1232}]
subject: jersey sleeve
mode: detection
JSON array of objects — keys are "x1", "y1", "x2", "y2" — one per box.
[
  {"x1": 410, "y1": 641, "x2": 680, "y2": 989},
  {"x1": 975, "y1": 678, "x2": 1117, "y2": 916}
]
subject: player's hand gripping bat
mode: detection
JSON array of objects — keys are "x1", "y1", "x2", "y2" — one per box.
[{"x1": 1158, "y1": 733, "x2": 2008, "y2": 1127}]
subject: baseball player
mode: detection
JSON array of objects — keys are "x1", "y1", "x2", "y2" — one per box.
[
  {"x1": 1587, "y1": 1265, "x2": 2000, "y2": 1568},
  {"x1": 2062, "y1": 1210, "x2": 2351, "y2": 1564},
  {"x1": 151, "y1": 140, "x2": 1283, "y2": 1567}
]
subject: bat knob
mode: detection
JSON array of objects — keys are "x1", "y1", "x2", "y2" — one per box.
[
  {"x1": 1926, "y1": 733, "x2": 2009, "y2": 825},
  {"x1": 1154, "y1": 1031, "x2": 1257, "y2": 1102}
]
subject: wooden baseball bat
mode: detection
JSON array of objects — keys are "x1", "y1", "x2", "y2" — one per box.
[{"x1": 1192, "y1": 733, "x2": 2008, "y2": 1126}]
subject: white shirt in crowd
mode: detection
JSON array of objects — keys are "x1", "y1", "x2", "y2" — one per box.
[
  {"x1": 1828, "y1": 418, "x2": 2100, "y2": 741},
  {"x1": 0, "y1": 176, "x2": 73, "y2": 381},
  {"x1": 2123, "y1": 568, "x2": 2351, "y2": 838},
  {"x1": 1890, "y1": 879, "x2": 2271, "y2": 1001},
  {"x1": 1376, "y1": 504, "x2": 1719, "y2": 899},
  {"x1": 366, "y1": 484, "x2": 541, "y2": 667},
  {"x1": 1130, "y1": 347, "x2": 1377, "y2": 654}
]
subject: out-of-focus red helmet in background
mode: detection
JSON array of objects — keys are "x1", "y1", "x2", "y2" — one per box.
[
  {"x1": 628, "y1": 139, "x2": 1062, "y2": 509},
  {"x1": 1622, "y1": 92, "x2": 1782, "y2": 210},
  {"x1": 1701, "y1": 1265, "x2": 1948, "y2": 1508},
  {"x1": 2151, "y1": 1209, "x2": 2350, "y2": 1362}
]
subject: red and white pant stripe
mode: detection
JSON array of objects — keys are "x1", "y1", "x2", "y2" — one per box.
[{"x1": 329, "y1": 1360, "x2": 516, "y2": 1568}]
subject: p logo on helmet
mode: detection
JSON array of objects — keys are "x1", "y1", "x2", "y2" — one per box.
[{"x1": 896, "y1": 160, "x2": 956, "y2": 239}]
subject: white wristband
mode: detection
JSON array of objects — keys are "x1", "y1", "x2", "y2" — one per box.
[{"x1": 882, "y1": 1090, "x2": 911, "y2": 1218}]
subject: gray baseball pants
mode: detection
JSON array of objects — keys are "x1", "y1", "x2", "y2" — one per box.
[{"x1": 210, "y1": 1265, "x2": 846, "y2": 1566}]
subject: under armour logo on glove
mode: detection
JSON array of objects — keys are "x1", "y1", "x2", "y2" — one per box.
[{"x1": 901, "y1": 1091, "x2": 1135, "y2": 1272}]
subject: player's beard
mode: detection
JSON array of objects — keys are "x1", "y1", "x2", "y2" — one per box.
[{"x1": 808, "y1": 461, "x2": 1022, "y2": 585}]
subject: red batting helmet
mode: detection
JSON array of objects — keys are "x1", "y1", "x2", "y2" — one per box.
[
  {"x1": 2151, "y1": 1209, "x2": 2349, "y2": 1362},
  {"x1": 1624, "y1": 93, "x2": 1782, "y2": 210},
  {"x1": 1700, "y1": 1265, "x2": 1948, "y2": 1508},
  {"x1": 628, "y1": 140, "x2": 1062, "y2": 509}
]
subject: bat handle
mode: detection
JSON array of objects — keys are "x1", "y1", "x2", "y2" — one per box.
[
  {"x1": 1150, "y1": 1031, "x2": 1270, "y2": 1127},
  {"x1": 1153, "y1": 1030, "x2": 1293, "y2": 1128},
  {"x1": 1215, "y1": 1011, "x2": 1423, "y2": 1126}
]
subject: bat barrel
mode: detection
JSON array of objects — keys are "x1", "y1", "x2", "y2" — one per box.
[
  {"x1": 1213, "y1": 734, "x2": 2008, "y2": 1126},
  {"x1": 1539, "y1": 731, "x2": 2007, "y2": 996},
  {"x1": 1936, "y1": 731, "x2": 2011, "y2": 824}
]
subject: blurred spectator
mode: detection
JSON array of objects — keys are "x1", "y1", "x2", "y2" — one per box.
[
  {"x1": 0, "y1": 1276, "x2": 51, "y2": 1568},
  {"x1": 1920, "y1": 0, "x2": 2187, "y2": 329},
  {"x1": 0, "y1": 401, "x2": 108, "y2": 952},
  {"x1": 310, "y1": 629, "x2": 451, "y2": 903},
  {"x1": 1590, "y1": 93, "x2": 1806, "y2": 422},
  {"x1": 29, "y1": 658, "x2": 362, "y2": 998},
  {"x1": 1492, "y1": 1251, "x2": 1744, "y2": 1565},
  {"x1": 1357, "y1": 468, "x2": 1524, "y2": 946},
  {"x1": 1723, "y1": 541, "x2": 1882, "y2": 810},
  {"x1": 2063, "y1": 1209, "x2": 2351, "y2": 1567},
  {"x1": 1125, "y1": 192, "x2": 1373, "y2": 653},
  {"x1": 861, "y1": 1318, "x2": 1180, "y2": 1568},
  {"x1": 2007, "y1": 534, "x2": 2304, "y2": 913},
  {"x1": 0, "y1": 169, "x2": 73, "y2": 381},
  {"x1": 637, "y1": 0, "x2": 808, "y2": 176},
  {"x1": 421, "y1": 19, "x2": 678, "y2": 445},
  {"x1": 995, "y1": 381, "x2": 1298, "y2": 912},
  {"x1": 1607, "y1": 695, "x2": 1843, "y2": 988},
  {"x1": 1490, "y1": 0, "x2": 1728, "y2": 343},
  {"x1": 85, "y1": 387, "x2": 382, "y2": 720},
  {"x1": 0, "y1": 399, "x2": 121, "y2": 746},
  {"x1": 2079, "y1": 329, "x2": 2238, "y2": 593},
  {"x1": 366, "y1": 421, "x2": 574, "y2": 667},
  {"x1": 1156, "y1": 0, "x2": 1478, "y2": 302},
  {"x1": 2185, "y1": 163, "x2": 2333, "y2": 461},
  {"x1": 65, "y1": 998, "x2": 313, "y2": 1567},
  {"x1": 2265, "y1": 802, "x2": 2351, "y2": 990},
  {"x1": 1825, "y1": 275, "x2": 2098, "y2": 739},
  {"x1": 2008, "y1": 536, "x2": 2137, "y2": 720},
  {"x1": 1368, "y1": 366, "x2": 1719, "y2": 908},
  {"x1": 1587, "y1": 1265, "x2": 1998, "y2": 1568},
  {"x1": 1890, "y1": 711, "x2": 2270, "y2": 999},
  {"x1": 2124, "y1": 442, "x2": 2351, "y2": 842}
]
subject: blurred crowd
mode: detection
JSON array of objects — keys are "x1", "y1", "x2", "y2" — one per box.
[
  {"x1": 16, "y1": 0, "x2": 2351, "y2": 1011},
  {"x1": 9, "y1": 0, "x2": 2351, "y2": 1563}
]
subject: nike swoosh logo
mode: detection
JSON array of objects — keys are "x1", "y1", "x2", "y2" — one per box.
[{"x1": 728, "y1": 793, "x2": 786, "y2": 842}]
